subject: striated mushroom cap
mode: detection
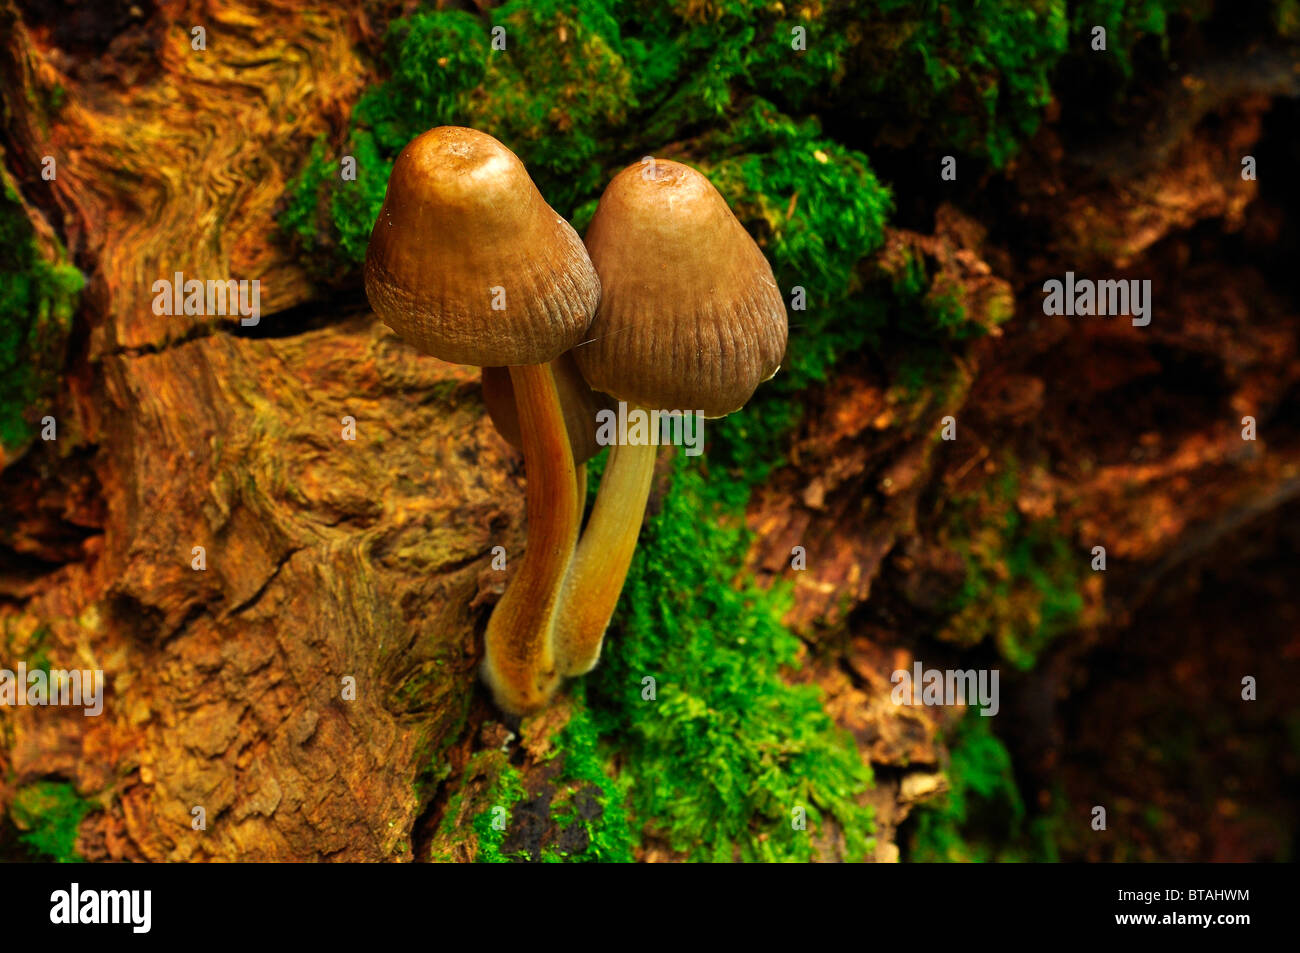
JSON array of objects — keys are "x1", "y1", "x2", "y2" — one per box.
[
  {"x1": 574, "y1": 158, "x2": 787, "y2": 418},
  {"x1": 364, "y1": 126, "x2": 599, "y2": 366},
  {"x1": 481, "y1": 353, "x2": 613, "y2": 464}
]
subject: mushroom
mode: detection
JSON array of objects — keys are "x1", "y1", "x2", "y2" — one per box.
[
  {"x1": 557, "y1": 158, "x2": 788, "y2": 675},
  {"x1": 364, "y1": 126, "x2": 600, "y2": 713},
  {"x1": 481, "y1": 352, "x2": 613, "y2": 512}
]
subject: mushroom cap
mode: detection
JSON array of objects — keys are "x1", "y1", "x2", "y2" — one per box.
[
  {"x1": 481, "y1": 353, "x2": 613, "y2": 464},
  {"x1": 574, "y1": 158, "x2": 787, "y2": 418},
  {"x1": 364, "y1": 126, "x2": 600, "y2": 366}
]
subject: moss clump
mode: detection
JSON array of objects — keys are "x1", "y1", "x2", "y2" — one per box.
[
  {"x1": 280, "y1": 1, "x2": 637, "y2": 273},
  {"x1": 435, "y1": 702, "x2": 633, "y2": 863},
  {"x1": 837, "y1": 1, "x2": 1215, "y2": 165},
  {"x1": 585, "y1": 455, "x2": 875, "y2": 862},
  {"x1": 616, "y1": 0, "x2": 855, "y2": 140},
  {"x1": 540, "y1": 692, "x2": 635, "y2": 863},
  {"x1": 701, "y1": 101, "x2": 892, "y2": 387},
  {"x1": 468, "y1": 755, "x2": 529, "y2": 863},
  {"x1": 475, "y1": 0, "x2": 634, "y2": 214},
  {"x1": 278, "y1": 0, "x2": 1214, "y2": 280},
  {"x1": 426, "y1": 748, "x2": 528, "y2": 863},
  {"x1": 840, "y1": 0, "x2": 1068, "y2": 167},
  {"x1": 0, "y1": 170, "x2": 83, "y2": 453},
  {"x1": 937, "y1": 462, "x2": 1084, "y2": 671},
  {"x1": 278, "y1": 2, "x2": 895, "y2": 277},
  {"x1": 907, "y1": 711, "x2": 1058, "y2": 862},
  {"x1": 941, "y1": 460, "x2": 1081, "y2": 670},
  {"x1": 1069, "y1": 0, "x2": 1212, "y2": 80},
  {"x1": 9, "y1": 781, "x2": 94, "y2": 862}
]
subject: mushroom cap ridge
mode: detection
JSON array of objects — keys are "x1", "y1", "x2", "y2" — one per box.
[
  {"x1": 365, "y1": 126, "x2": 600, "y2": 367},
  {"x1": 575, "y1": 158, "x2": 788, "y2": 419}
]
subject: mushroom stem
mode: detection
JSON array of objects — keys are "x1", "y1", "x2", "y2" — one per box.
[
  {"x1": 481, "y1": 363, "x2": 580, "y2": 713},
  {"x1": 553, "y1": 430, "x2": 657, "y2": 676}
]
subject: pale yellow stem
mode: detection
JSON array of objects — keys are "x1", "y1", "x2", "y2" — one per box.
[
  {"x1": 553, "y1": 432, "x2": 656, "y2": 676},
  {"x1": 481, "y1": 363, "x2": 580, "y2": 714}
]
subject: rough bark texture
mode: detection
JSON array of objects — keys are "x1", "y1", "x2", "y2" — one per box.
[{"x1": 1, "y1": 0, "x2": 517, "y2": 861}]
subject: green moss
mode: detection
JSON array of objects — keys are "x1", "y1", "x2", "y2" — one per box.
[
  {"x1": 9, "y1": 781, "x2": 94, "y2": 862},
  {"x1": 280, "y1": 2, "x2": 636, "y2": 271},
  {"x1": 0, "y1": 169, "x2": 83, "y2": 453},
  {"x1": 939, "y1": 463, "x2": 1085, "y2": 670},
  {"x1": 278, "y1": 2, "x2": 892, "y2": 277},
  {"x1": 835, "y1": 1, "x2": 1211, "y2": 165},
  {"x1": 618, "y1": 0, "x2": 854, "y2": 139},
  {"x1": 469, "y1": 756, "x2": 529, "y2": 863},
  {"x1": 2, "y1": 621, "x2": 52, "y2": 676},
  {"x1": 482, "y1": 1, "x2": 634, "y2": 213},
  {"x1": 278, "y1": 0, "x2": 1218, "y2": 280},
  {"x1": 907, "y1": 711, "x2": 1059, "y2": 862},
  {"x1": 836, "y1": 0, "x2": 1067, "y2": 167},
  {"x1": 438, "y1": 703, "x2": 633, "y2": 863},
  {"x1": 24, "y1": 625, "x2": 52, "y2": 675},
  {"x1": 276, "y1": 139, "x2": 338, "y2": 270},
  {"x1": 702, "y1": 101, "x2": 892, "y2": 387},
  {"x1": 1069, "y1": 1, "x2": 1211, "y2": 79},
  {"x1": 426, "y1": 748, "x2": 529, "y2": 863},
  {"x1": 585, "y1": 455, "x2": 875, "y2": 862},
  {"x1": 539, "y1": 690, "x2": 635, "y2": 863}
]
